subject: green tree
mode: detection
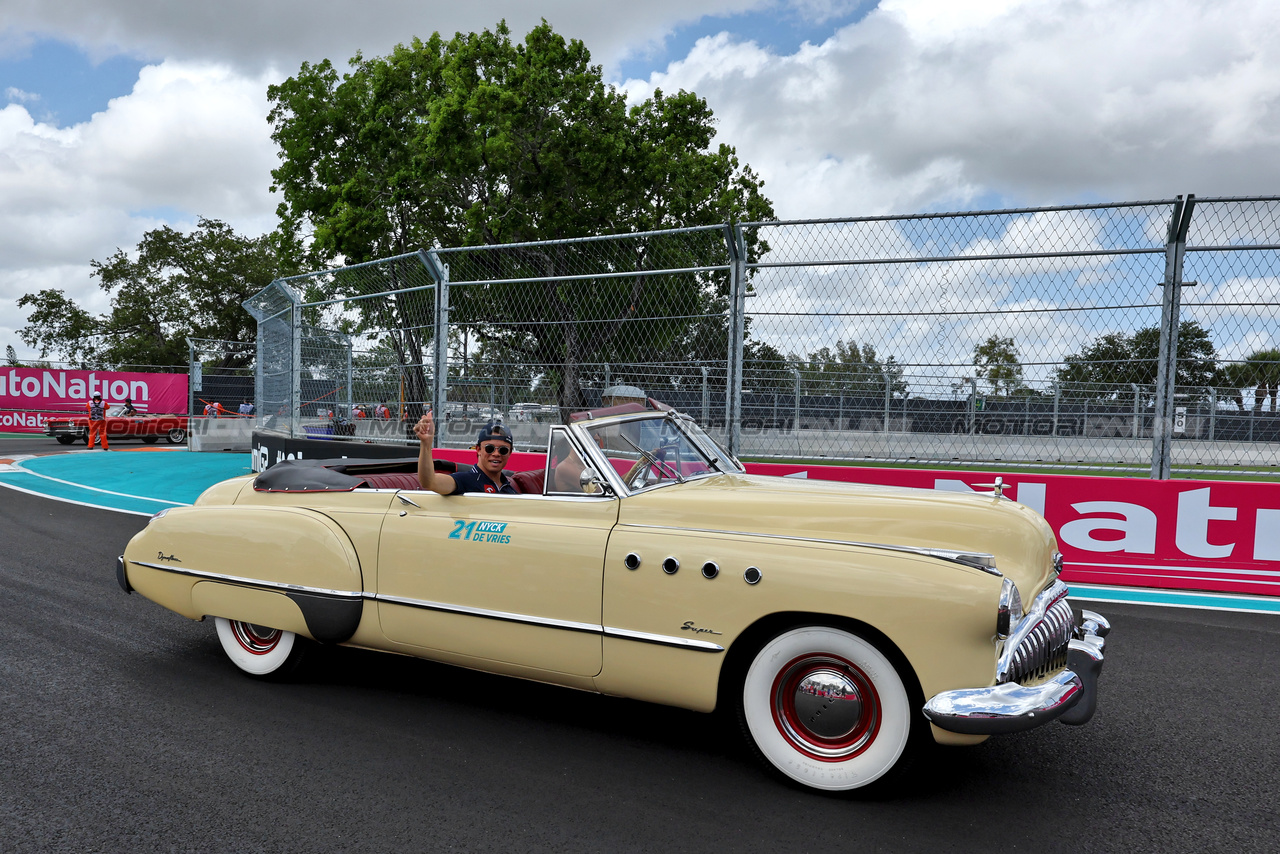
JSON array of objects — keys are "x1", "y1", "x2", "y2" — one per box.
[
  {"x1": 1215, "y1": 349, "x2": 1280, "y2": 411},
  {"x1": 17, "y1": 219, "x2": 302, "y2": 369},
  {"x1": 793, "y1": 340, "x2": 906, "y2": 397},
  {"x1": 1056, "y1": 321, "x2": 1217, "y2": 399},
  {"x1": 267, "y1": 20, "x2": 774, "y2": 416},
  {"x1": 973, "y1": 335, "x2": 1024, "y2": 395}
]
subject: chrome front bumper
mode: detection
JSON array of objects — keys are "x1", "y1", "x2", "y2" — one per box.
[{"x1": 922, "y1": 609, "x2": 1109, "y2": 735}]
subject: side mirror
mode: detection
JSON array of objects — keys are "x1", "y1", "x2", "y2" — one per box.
[{"x1": 579, "y1": 467, "x2": 608, "y2": 494}]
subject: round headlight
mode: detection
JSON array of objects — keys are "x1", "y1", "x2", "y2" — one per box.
[{"x1": 997, "y1": 578, "x2": 1023, "y2": 638}]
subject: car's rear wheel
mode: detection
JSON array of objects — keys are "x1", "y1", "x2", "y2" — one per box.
[
  {"x1": 166, "y1": 428, "x2": 186, "y2": 444},
  {"x1": 141, "y1": 436, "x2": 158, "y2": 444},
  {"x1": 56, "y1": 435, "x2": 75, "y2": 445},
  {"x1": 737, "y1": 626, "x2": 916, "y2": 793},
  {"x1": 214, "y1": 617, "x2": 308, "y2": 679}
]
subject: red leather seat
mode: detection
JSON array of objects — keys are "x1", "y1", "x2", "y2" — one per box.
[
  {"x1": 359, "y1": 473, "x2": 424, "y2": 490},
  {"x1": 510, "y1": 469, "x2": 545, "y2": 495}
]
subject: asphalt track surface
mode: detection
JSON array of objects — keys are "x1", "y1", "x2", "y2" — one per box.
[{"x1": 1, "y1": 443, "x2": 1278, "y2": 851}]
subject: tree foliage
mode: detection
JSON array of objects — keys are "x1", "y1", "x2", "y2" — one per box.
[
  {"x1": 1055, "y1": 321, "x2": 1217, "y2": 399},
  {"x1": 973, "y1": 335, "x2": 1024, "y2": 395},
  {"x1": 1215, "y1": 348, "x2": 1280, "y2": 411},
  {"x1": 267, "y1": 20, "x2": 774, "y2": 414},
  {"x1": 790, "y1": 340, "x2": 906, "y2": 397},
  {"x1": 17, "y1": 219, "x2": 301, "y2": 369}
]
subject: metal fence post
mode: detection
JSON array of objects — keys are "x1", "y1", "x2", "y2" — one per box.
[
  {"x1": 724, "y1": 225, "x2": 747, "y2": 457},
  {"x1": 345, "y1": 336, "x2": 353, "y2": 418},
  {"x1": 1152, "y1": 195, "x2": 1195, "y2": 479},
  {"x1": 792, "y1": 367, "x2": 801, "y2": 432},
  {"x1": 883, "y1": 372, "x2": 891, "y2": 433},
  {"x1": 1208, "y1": 387, "x2": 1216, "y2": 441},
  {"x1": 290, "y1": 301, "x2": 302, "y2": 439},
  {"x1": 420, "y1": 250, "x2": 450, "y2": 447},
  {"x1": 1131, "y1": 383, "x2": 1140, "y2": 438},
  {"x1": 701, "y1": 366, "x2": 709, "y2": 424}
]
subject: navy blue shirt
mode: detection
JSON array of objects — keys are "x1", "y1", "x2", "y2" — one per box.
[{"x1": 449, "y1": 464, "x2": 517, "y2": 495}]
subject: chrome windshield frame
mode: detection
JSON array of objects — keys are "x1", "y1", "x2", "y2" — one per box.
[{"x1": 569, "y1": 411, "x2": 725, "y2": 497}]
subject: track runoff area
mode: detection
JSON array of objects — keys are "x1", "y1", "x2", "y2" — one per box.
[{"x1": 0, "y1": 436, "x2": 1276, "y2": 617}]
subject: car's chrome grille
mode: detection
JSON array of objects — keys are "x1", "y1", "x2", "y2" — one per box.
[{"x1": 998, "y1": 581, "x2": 1075, "y2": 685}]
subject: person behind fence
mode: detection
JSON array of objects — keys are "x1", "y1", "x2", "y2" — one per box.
[
  {"x1": 204, "y1": 400, "x2": 224, "y2": 418},
  {"x1": 238, "y1": 398, "x2": 255, "y2": 416},
  {"x1": 414, "y1": 412, "x2": 517, "y2": 495},
  {"x1": 376, "y1": 400, "x2": 391, "y2": 420},
  {"x1": 86, "y1": 392, "x2": 109, "y2": 450}
]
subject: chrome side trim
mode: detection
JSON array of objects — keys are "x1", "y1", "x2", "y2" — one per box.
[
  {"x1": 619, "y1": 524, "x2": 1001, "y2": 575},
  {"x1": 373, "y1": 594, "x2": 601, "y2": 634},
  {"x1": 603, "y1": 626, "x2": 725, "y2": 652},
  {"x1": 375, "y1": 593, "x2": 725, "y2": 653},
  {"x1": 132, "y1": 559, "x2": 724, "y2": 654},
  {"x1": 129, "y1": 560, "x2": 363, "y2": 599}
]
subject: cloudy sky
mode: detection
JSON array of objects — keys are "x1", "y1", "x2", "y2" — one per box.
[{"x1": 2, "y1": 0, "x2": 1279, "y2": 362}]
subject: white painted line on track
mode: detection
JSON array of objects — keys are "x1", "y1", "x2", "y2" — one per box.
[
  {"x1": 0, "y1": 479, "x2": 154, "y2": 517},
  {"x1": 0, "y1": 459, "x2": 188, "y2": 506}
]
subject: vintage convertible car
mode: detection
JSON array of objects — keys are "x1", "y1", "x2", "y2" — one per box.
[
  {"x1": 44, "y1": 406, "x2": 188, "y2": 445},
  {"x1": 117, "y1": 407, "x2": 1109, "y2": 792}
]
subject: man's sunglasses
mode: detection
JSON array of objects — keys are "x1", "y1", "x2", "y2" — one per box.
[{"x1": 482, "y1": 443, "x2": 511, "y2": 456}]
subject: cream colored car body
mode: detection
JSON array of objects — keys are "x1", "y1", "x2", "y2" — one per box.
[{"x1": 120, "y1": 412, "x2": 1077, "y2": 764}]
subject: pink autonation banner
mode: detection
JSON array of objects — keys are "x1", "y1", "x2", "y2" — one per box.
[
  {"x1": 0, "y1": 368, "x2": 189, "y2": 433},
  {"x1": 747, "y1": 462, "x2": 1280, "y2": 598}
]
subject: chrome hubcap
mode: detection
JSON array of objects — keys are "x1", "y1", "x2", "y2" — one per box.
[
  {"x1": 772, "y1": 654, "x2": 880, "y2": 760},
  {"x1": 230, "y1": 621, "x2": 282, "y2": 655}
]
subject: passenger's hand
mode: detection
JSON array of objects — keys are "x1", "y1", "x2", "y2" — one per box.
[{"x1": 414, "y1": 411, "x2": 435, "y2": 445}]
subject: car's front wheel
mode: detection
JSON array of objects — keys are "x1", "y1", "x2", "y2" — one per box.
[
  {"x1": 214, "y1": 617, "x2": 308, "y2": 679},
  {"x1": 737, "y1": 626, "x2": 917, "y2": 793},
  {"x1": 166, "y1": 428, "x2": 186, "y2": 444},
  {"x1": 141, "y1": 436, "x2": 159, "y2": 444}
]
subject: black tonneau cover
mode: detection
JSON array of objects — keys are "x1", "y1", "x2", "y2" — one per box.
[{"x1": 253, "y1": 457, "x2": 455, "y2": 492}]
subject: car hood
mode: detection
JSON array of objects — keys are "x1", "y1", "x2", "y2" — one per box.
[{"x1": 618, "y1": 473, "x2": 1058, "y2": 595}]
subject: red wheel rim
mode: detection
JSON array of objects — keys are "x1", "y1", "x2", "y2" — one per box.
[
  {"x1": 230, "y1": 621, "x2": 282, "y2": 656},
  {"x1": 770, "y1": 653, "x2": 881, "y2": 762}
]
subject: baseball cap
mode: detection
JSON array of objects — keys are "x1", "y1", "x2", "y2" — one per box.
[{"x1": 476, "y1": 421, "x2": 513, "y2": 446}]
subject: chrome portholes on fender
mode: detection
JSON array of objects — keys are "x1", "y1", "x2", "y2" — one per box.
[
  {"x1": 624, "y1": 552, "x2": 642, "y2": 570},
  {"x1": 744, "y1": 566, "x2": 762, "y2": 585},
  {"x1": 701, "y1": 561, "x2": 719, "y2": 580},
  {"x1": 737, "y1": 626, "x2": 915, "y2": 792},
  {"x1": 662, "y1": 557, "x2": 680, "y2": 575},
  {"x1": 214, "y1": 617, "x2": 308, "y2": 680}
]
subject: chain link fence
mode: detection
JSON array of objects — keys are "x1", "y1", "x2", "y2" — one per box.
[{"x1": 246, "y1": 195, "x2": 1280, "y2": 476}]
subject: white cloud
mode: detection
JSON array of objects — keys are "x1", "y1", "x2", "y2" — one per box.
[
  {"x1": 0, "y1": 60, "x2": 278, "y2": 356},
  {"x1": 4, "y1": 87, "x2": 39, "y2": 103},
  {"x1": 625, "y1": 0, "x2": 1280, "y2": 216},
  {"x1": 0, "y1": 0, "x2": 773, "y2": 75}
]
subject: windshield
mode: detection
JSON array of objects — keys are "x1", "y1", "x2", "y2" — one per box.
[{"x1": 583, "y1": 415, "x2": 723, "y2": 492}]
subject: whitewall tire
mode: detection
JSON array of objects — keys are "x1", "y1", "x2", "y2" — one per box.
[
  {"x1": 214, "y1": 617, "x2": 306, "y2": 679},
  {"x1": 738, "y1": 626, "x2": 914, "y2": 792}
]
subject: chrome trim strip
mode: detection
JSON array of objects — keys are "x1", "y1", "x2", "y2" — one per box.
[
  {"x1": 373, "y1": 593, "x2": 725, "y2": 653},
  {"x1": 618, "y1": 523, "x2": 1001, "y2": 575},
  {"x1": 373, "y1": 594, "x2": 602, "y2": 634},
  {"x1": 133, "y1": 560, "x2": 725, "y2": 653},
  {"x1": 603, "y1": 626, "x2": 724, "y2": 652},
  {"x1": 129, "y1": 560, "x2": 363, "y2": 599}
]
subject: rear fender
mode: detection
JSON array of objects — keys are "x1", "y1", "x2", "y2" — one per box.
[{"x1": 122, "y1": 505, "x2": 364, "y2": 643}]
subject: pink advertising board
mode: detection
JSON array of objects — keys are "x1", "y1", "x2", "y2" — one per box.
[
  {"x1": 747, "y1": 461, "x2": 1280, "y2": 598},
  {"x1": 0, "y1": 368, "x2": 189, "y2": 433}
]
